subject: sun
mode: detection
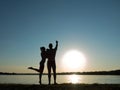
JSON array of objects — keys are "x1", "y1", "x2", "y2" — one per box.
[{"x1": 62, "y1": 50, "x2": 86, "y2": 70}]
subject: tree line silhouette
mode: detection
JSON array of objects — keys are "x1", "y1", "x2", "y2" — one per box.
[{"x1": 0, "y1": 69, "x2": 120, "y2": 75}]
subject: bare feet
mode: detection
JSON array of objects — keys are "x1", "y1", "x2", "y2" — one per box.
[
  {"x1": 39, "y1": 80, "x2": 41, "y2": 85},
  {"x1": 28, "y1": 67, "x2": 33, "y2": 69},
  {"x1": 54, "y1": 82, "x2": 58, "y2": 85}
]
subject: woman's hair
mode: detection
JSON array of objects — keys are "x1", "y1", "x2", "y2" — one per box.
[{"x1": 40, "y1": 47, "x2": 45, "y2": 51}]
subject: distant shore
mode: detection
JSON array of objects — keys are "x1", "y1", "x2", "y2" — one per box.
[
  {"x1": 0, "y1": 83, "x2": 120, "y2": 90},
  {"x1": 0, "y1": 69, "x2": 120, "y2": 75}
]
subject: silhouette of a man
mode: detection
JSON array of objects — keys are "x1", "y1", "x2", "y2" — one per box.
[{"x1": 47, "y1": 41, "x2": 58, "y2": 84}]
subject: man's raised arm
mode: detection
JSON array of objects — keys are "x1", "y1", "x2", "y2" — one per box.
[{"x1": 55, "y1": 40, "x2": 58, "y2": 50}]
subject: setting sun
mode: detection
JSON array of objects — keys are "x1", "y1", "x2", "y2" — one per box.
[{"x1": 62, "y1": 50, "x2": 86, "y2": 70}]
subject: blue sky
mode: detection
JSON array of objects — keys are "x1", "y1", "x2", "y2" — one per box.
[{"x1": 0, "y1": 0, "x2": 120, "y2": 73}]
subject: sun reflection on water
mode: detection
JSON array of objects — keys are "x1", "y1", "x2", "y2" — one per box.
[{"x1": 68, "y1": 74, "x2": 82, "y2": 84}]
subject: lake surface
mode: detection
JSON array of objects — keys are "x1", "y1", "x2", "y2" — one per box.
[{"x1": 0, "y1": 75, "x2": 120, "y2": 84}]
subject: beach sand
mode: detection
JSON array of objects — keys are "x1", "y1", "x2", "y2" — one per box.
[{"x1": 0, "y1": 83, "x2": 120, "y2": 90}]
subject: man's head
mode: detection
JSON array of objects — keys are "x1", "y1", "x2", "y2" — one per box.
[{"x1": 49, "y1": 43, "x2": 53, "y2": 49}]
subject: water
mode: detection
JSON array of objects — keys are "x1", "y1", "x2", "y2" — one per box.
[{"x1": 0, "y1": 75, "x2": 120, "y2": 84}]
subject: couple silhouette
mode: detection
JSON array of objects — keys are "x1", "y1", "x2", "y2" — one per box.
[{"x1": 28, "y1": 41, "x2": 58, "y2": 85}]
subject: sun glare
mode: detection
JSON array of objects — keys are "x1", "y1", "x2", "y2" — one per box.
[
  {"x1": 62, "y1": 50, "x2": 86, "y2": 70},
  {"x1": 69, "y1": 74, "x2": 81, "y2": 84}
]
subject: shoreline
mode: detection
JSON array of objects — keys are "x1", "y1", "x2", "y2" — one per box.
[
  {"x1": 0, "y1": 83, "x2": 120, "y2": 90},
  {"x1": 0, "y1": 69, "x2": 120, "y2": 75}
]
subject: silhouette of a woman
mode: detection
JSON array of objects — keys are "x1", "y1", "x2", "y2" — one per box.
[{"x1": 28, "y1": 47, "x2": 47, "y2": 84}]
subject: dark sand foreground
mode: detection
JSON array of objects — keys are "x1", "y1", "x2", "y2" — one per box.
[{"x1": 0, "y1": 83, "x2": 120, "y2": 90}]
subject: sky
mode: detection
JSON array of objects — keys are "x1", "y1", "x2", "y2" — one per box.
[{"x1": 0, "y1": 0, "x2": 120, "y2": 73}]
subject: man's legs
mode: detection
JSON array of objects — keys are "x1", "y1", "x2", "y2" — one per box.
[
  {"x1": 47, "y1": 62, "x2": 51, "y2": 85},
  {"x1": 52, "y1": 62, "x2": 56, "y2": 84}
]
